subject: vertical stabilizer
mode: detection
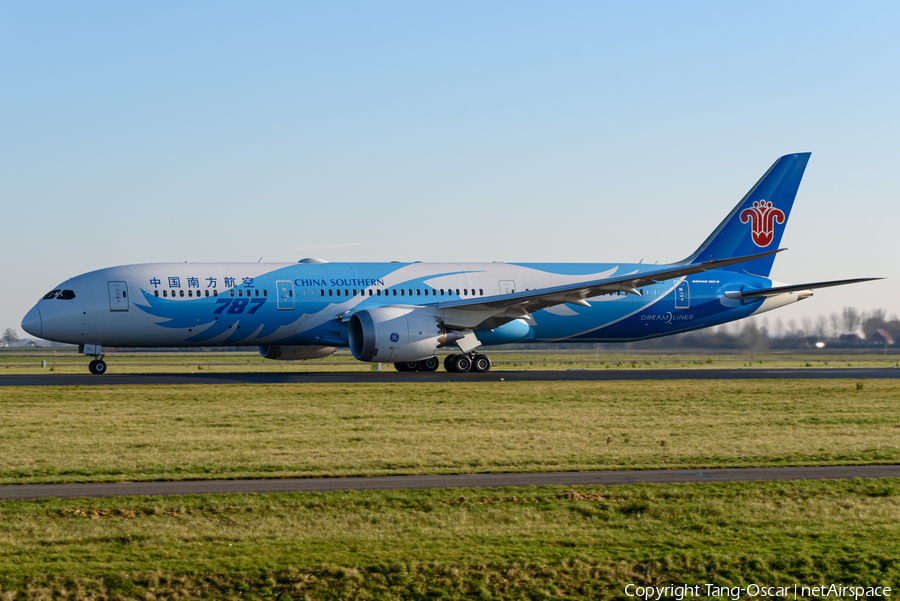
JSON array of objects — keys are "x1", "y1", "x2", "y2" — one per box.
[{"x1": 680, "y1": 153, "x2": 810, "y2": 277}]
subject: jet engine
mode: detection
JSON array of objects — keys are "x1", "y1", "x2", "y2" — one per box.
[
  {"x1": 348, "y1": 306, "x2": 460, "y2": 363},
  {"x1": 258, "y1": 345, "x2": 336, "y2": 361}
]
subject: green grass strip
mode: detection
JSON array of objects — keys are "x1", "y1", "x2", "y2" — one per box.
[
  {"x1": 0, "y1": 380, "x2": 898, "y2": 484},
  {"x1": 1, "y1": 480, "x2": 898, "y2": 599}
]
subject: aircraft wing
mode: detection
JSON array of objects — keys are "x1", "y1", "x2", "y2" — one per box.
[
  {"x1": 432, "y1": 249, "x2": 784, "y2": 324},
  {"x1": 724, "y1": 277, "x2": 882, "y2": 299}
]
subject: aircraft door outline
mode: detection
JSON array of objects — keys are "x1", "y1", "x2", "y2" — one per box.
[
  {"x1": 674, "y1": 281, "x2": 690, "y2": 309},
  {"x1": 276, "y1": 280, "x2": 294, "y2": 310},
  {"x1": 108, "y1": 281, "x2": 129, "y2": 311},
  {"x1": 499, "y1": 280, "x2": 518, "y2": 295}
]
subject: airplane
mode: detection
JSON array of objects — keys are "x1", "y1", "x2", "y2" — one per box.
[{"x1": 21, "y1": 153, "x2": 880, "y2": 375}]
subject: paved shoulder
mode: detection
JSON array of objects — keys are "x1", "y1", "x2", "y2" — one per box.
[{"x1": 2, "y1": 465, "x2": 898, "y2": 500}]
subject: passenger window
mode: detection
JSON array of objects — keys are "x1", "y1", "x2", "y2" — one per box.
[
  {"x1": 417, "y1": 289, "x2": 421, "y2": 296},
  {"x1": 440, "y1": 289, "x2": 444, "y2": 296},
  {"x1": 230, "y1": 290, "x2": 235, "y2": 297},
  {"x1": 336, "y1": 290, "x2": 341, "y2": 297},
  {"x1": 463, "y1": 289, "x2": 468, "y2": 296},
  {"x1": 471, "y1": 289, "x2": 475, "y2": 296},
  {"x1": 424, "y1": 289, "x2": 428, "y2": 296},
  {"x1": 353, "y1": 290, "x2": 357, "y2": 296},
  {"x1": 479, "y1": 289, "x2": 483, "y2": 295},
  {"x1": 163, "y1": 290, "x2": 167, "y2": 297},
  {"x1": 239, "y1": 289, "x2": 243, "y2": 297},
  {"x1": 344, "y1": 289, "x2": 349, "y2": 296},
  {"x1": 328, "y1": 289, "x2": 333, "y2": 296},
  {"x1": 408, "y1": 289, "x2": 412, "y2": 296},
  {"x1": 204, "y1": 290, "x2": 209, "y2": 297},
  {"x1": 377, "y1": 290, "x2": 381, "y2": 296},
  {"x1": 43, "y1": 290, "x2": 61, "y2": 300},
  {"x1": 400, "y1": 289, "x2": 404, "y2": 296},
  {"x1": 190, "y1": 290, "x2": 194, "y2": 297},
  {"x1": 369, "y1": 290, "x2": 374, "y2": 296},
  {"x1": 393, "y1": 289, "x2": 397, "y2": 296},
  {"x1": 179, "y1": 290, "x2": 185, "y2": 297},
  {"x1": 255, "y1": 290, "x2": 259, "y2": 297},
  {"x1": 456, "y1": 289, "x2": 460, "y2": 295},
  {"x1": 320, "y1": 290, "x2": 325, "y2": 296},
  {"x1": 213, "y1": 290, "x2": 218, "y2": 296},
  {"x1": 154, "y1": 290, "x2": 159, "y2": 297},
  {"x1": 263, "y1": 290, "x2": 267, "y2": 296}
]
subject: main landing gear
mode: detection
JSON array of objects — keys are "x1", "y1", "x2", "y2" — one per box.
[
  {"x1": 444, "y1": 353, "x2": 491, "y2": 373},
  {"x1": 393, "y1": 354, "x2": 491, "y2": 373},
  {"x1": 394, "y1": 356, "x2": 441, "y2": 372}
]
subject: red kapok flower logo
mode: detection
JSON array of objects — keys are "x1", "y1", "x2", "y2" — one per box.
[{"x1": 740, "y1": 200, "x2": 785, "y2": 247}]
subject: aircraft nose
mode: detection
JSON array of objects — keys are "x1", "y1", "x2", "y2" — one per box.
[{"x1": 21, "y1": 305, "x2": 42, "y2": 338}]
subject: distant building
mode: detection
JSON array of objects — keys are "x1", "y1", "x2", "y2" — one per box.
[
  {"x1": 869, "y1": 329, "x2": 895, "y2": 346},
  {"x1": 838, "y1": 334, "x2": 861, "y2": 347}
]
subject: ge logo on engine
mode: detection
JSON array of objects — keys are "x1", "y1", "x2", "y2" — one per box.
[{"x1": 390, "y1": 332, "x2": 400, "y2": 342}]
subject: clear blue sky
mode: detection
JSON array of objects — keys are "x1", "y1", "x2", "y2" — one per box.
[{"x1": 2, "y1": 1, "x2": 897, "y2": 336}]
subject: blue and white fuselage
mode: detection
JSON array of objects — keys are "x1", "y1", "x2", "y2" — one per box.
[
  {"x1": 24, "y1": 260, "x2": 796, "y2": 347},
  {"x1": 20, "y1": 153, "x2": 880, "y2": 374}
]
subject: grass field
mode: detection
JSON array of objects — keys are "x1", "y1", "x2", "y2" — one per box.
[
  {"x1": 1, "y1": 480, "x2": 898, "y2": 599},
  {"x1": 2, "y1": 379, "x2": 898, "y2": 599},
  {"x1": 1, "y1": 349, "x2": 899, "y2": 374},
  {"x1": 0, "y1": 380, "x2": 898, "y2": 485}
]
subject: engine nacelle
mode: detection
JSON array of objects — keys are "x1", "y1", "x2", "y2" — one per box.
[
  {"x1": 258, "y1": 345, "x2": 336, "y2": 361},
  {"x1": 349, "y1": 306, "x2": 449, "y2": 363}
]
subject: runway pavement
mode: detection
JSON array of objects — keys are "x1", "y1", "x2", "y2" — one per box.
[
  {"x1": 1, "y1": 367, "x2": 899, "y2": 386},
  {"x1": 1, "y1": 465, "x2": 898, "y2": 500}
]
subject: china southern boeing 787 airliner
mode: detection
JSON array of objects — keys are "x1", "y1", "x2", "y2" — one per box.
[{"x1": 21, "y1": 153, "x2": 879, "y2": 374}]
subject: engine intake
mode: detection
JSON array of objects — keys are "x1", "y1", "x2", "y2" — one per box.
[
  {"x1": 349, "y1": 307, "x2": 451, "y2": 363},
  {"x1": 258, "y1": 345, "x2": 336, "y2": 361}
]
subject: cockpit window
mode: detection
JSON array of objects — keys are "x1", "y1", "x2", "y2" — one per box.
[
  {"x1": 43, "y1": 290, "x2": 61, "y2": 300},
  {"x1": 57, "y1": 290, "x2": 76, "y2": 300}
]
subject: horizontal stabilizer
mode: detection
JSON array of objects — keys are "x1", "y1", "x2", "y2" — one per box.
[{"x1": 723, "y1": 277, "x2": 882, "y2": 299}]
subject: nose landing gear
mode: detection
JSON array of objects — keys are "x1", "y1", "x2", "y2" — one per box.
[{"x1": 79, "y1": 344, "x2": 107, "y2": 375}]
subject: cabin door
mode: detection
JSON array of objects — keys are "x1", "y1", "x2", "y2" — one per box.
[
  {"x1": 499, "y1": 280, "x2": 518, "y2": 295},
  {"x1": 276, "y1": 280, "x2": 295, "y2": 310},
  {"x1": 674, "y1": 281, "x2": 690, "y2": 309},
  {"x1": 108, "y1": 281, "x2": 129, "y2": 311}
]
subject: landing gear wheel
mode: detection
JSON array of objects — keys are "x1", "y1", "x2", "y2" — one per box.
[
  {"x1": 451, "y1": 354, "x2": 472, "y2": 373},
  {"x1": 88, "y1": 360, "x2": 107, "y2": 375},
  {"x1": 444, "y1": 355, "x2": 458, "y2": 373},
  {"x1": 419, "y1": 357, "x2": 440, "y2": 372},
  {"x1": 395, "y1": 361, "x2": 419, "y2": 372},
  {"x1": 472, "y1": 354, "x2": 491, "y2": 373}
]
